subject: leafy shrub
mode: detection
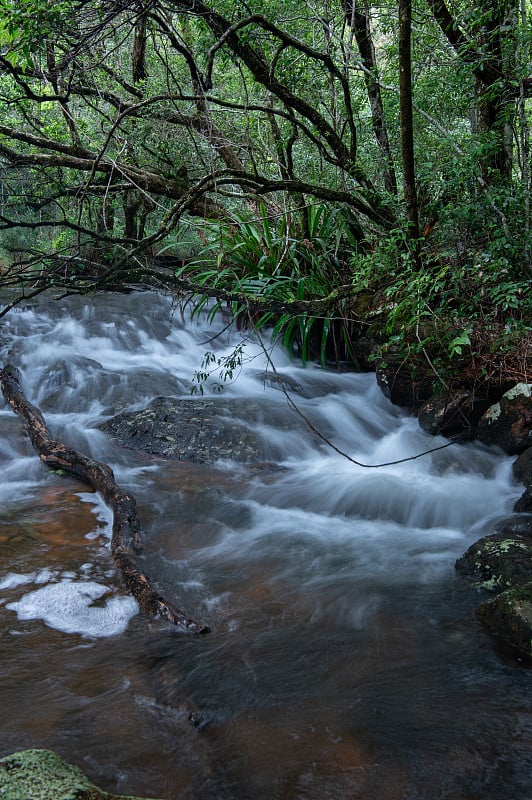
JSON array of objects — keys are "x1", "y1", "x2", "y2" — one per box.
[
  {"x1": 175, "y1": 202, "x2": 360, "y2": 365},
  {"x1": 350, "y1": 202, "x2": 531, "y2": 391}
]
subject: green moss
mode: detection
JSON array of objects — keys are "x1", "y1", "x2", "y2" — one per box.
[
  {"x1": 501, "y1": 585, "x2": 532, "y2": 607},
  {"x1": 476, "y1": 582, "x2": 532, "y2": 659},
  {"x1": 478, "y1": 576, "x2": 504, "y2": 591},
  {"x1": 482, "y1": 538, "x2": 528, "y2": 555},
  {"x1": 0, "y1": 750, "x2": 162, "y2": 800}
]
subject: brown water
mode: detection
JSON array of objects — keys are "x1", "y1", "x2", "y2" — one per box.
[{"x1": 0, "y1": 292, "x2": 530, "y2": 799}]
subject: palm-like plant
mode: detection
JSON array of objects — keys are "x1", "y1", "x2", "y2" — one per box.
[{"x1": 174, "y1": 203, "x2": 360, "y2": 366}]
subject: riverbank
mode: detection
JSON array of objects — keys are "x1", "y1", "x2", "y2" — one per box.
[{"x1": 371, "y1": 341, "x2": 532, "y2": 660}]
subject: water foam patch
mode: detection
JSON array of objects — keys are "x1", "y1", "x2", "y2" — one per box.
[
  {"x1": 0, "y1": 572, "x2": 37, "y2": 591},
  {"x1": 76, "y1": 491, "x2": 113, "y2": 540},
  {"x1": 6, "y1": 579, "x2": 138, "y2": 637},
  {"x1": 0, "y1": 569, "x2": 54, "y2": 591}
]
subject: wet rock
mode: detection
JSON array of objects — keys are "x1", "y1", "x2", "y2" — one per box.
[
  {"x1": 100, "y1": 396, "x2": 261, "y2": 463},
  {"x1": 477, "y1": 383, "x2": 532, "y2": 455},
  {"x1": 99, "y1": 395, "x2": 308, "y2": 464},
  {"x1": 513, "y1": 446, "x2": 532, "y2": 486},
  {"x1": 257, "y1": 371, "x2": 308, "y2": 396},
  {"x1": 455, "y1": 516, "x2": 532, "y2": 592},
  {"x1": 513, "y1": 446, "x2": 532, "y2": 512},
  {"x1": 476, "y1": 583, "x2": 532, "y2": 660},
  {"x1": 32, "y1": 358, "x2": 187, "y2": 416},
  {"x1": 417, "y1": 390, "x2": 490, "y2": 437},
  {"x1": 374, "y1": 347, "x2": 433, "y2": 410},
  {"x1": 456, "y1": 515, "x2": 532, "y2": 658},
  {"x1": 39, "y1": 357, "x2": 106, "y2": 410},
  {"x1": 514, "y1": 488, "x2": 532, "y2": 513},
  {"x1": 0, "y1": 748, "x2": 161, "y2": 800}
]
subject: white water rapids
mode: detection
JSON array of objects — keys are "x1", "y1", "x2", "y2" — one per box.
[{"x1": 0, "y1": 291, "x2": 529, "y2": 799}]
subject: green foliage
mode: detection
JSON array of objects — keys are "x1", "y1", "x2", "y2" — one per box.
[
  {"x1": 0, "y1": 0, "x2": 528, "y2": 396},
  {"x1": 176, "y1": 203, "x2": 358, "y2": 365},
  {"x1": 0, "y1": 0, "x2": 71, "y2": 66},
  {"x1": 448, "y1": 329, "x2": 472, "y2": 358},
  {"x1": 350, "y1": 194, "x2": 531, "y2": 388},
  {"x1": 191, "y1": 344, "x2": 245, "y2": 394}
]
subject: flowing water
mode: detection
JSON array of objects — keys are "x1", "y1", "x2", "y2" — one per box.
[{"x1": 0, "y1": 291, "x2": 530, "y2": 800}]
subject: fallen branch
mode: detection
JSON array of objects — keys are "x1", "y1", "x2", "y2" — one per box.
[{"x1": 0, "y1": 364, "x2": 210, "y2": 634}]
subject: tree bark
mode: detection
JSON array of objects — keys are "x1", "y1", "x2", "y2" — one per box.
[
  {"x1": 426, "y1": 0, "x2": 516, "y2": 181},
  {"x1": 342, "y1": 0, "x2": 398, "y2": 195},
  {"x1": 398, "y1": 0, "x2": 421, "y2": 259},
  {"x1": 0, "y1": 364, "x2": 209, "y2": 635},
  {"x1": 132, "y1": 10, "x2": 148, "y2": 85}
]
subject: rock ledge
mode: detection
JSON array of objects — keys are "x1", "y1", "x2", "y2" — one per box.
[{"x1": 0, "y1": 749, "x2": 161, "y2": 800}]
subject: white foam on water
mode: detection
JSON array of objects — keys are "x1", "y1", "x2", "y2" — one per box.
[
  {"x1": 0, "y1": 573, "x2": 37, "y2": 591},
  {"x1": 5, "y1": 579, "x2": 138, "y2": 637},
  {"x1": 0, "y1": 569, "x2": 55, "y2": 592},
  {"x1": 76, "y1": 491, "x2": 113, "y2": 540}
]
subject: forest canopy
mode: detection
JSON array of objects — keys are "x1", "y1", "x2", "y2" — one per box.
[{"x1": 0, "y1": 0, "x2": 529, "y2": 391}]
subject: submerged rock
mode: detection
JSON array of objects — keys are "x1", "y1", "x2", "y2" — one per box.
[
  {"x1": 0, "y1": 749, "x2": 161, "y2": 800},
  {"x1": 476, "y1": 583, "x2": 532, "y2": 660}
]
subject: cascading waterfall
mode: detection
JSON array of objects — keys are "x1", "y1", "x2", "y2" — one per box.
[{"x1": 0, "y1": 291, "x2": 529, "y2": 800}]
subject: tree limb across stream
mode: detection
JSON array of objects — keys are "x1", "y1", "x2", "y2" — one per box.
[{"x1": 0, "y1": 363, "x2": 210, "y2": 635}]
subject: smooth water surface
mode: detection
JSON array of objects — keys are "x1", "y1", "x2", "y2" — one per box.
[{"x1": 0, "y1": 291, "x2": 530, "y2": 799}]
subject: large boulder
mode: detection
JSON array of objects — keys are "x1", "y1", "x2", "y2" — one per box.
[
  {"x1": 0, "y1": 749, "x2": 161, "y2": 800},
  {"x1": 456, "y1": 515, "x2": 532, "y2": 658},
  {"x1": 477, "y1": 383, "x2": 532, "y2": 455},
  {"x1": 100, "y1": 395, "x2": 312, "y2": 464},
  {"x1": 455, "y1": 516, "x2": 532, "y2": 592}
]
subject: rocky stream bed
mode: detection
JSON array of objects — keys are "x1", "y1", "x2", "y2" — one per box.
[{"x1": 99, "y1": 380, "x2": 532, "y2": 661}]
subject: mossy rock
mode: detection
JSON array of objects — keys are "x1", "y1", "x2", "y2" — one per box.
[
  {"x1": 99, "y1": 395, "x2": 313, "y2": 464},
  {"x1": 455, "y1": 516, "x2": 532, "y2": 592},
  {"x1": 477, "y1": 383, "x2": 532, "y2": 455},
  {"x1": 99, "y1": 396, "x2": 264, "y2": 463},
  {"x1": 0, "y1": 749, "x2": 162, "y2": 800},
  {"x1": 476, "y1": 583, "x2": 532, "y2": 660}
]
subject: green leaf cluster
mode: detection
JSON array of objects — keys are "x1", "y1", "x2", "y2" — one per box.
[
  {"x1": 0, "y1": 0, "x2": 71, "y2": 66},
  {"x1": 176, "y1": 202, "x2": 358, "y2": 366}
]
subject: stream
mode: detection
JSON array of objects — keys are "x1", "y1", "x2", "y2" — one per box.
[{"x1": 0, "y1": 291, "x2": 530, "y2": 799}]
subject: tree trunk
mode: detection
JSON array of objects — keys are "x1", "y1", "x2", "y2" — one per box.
[
  {"x1": 473, "y1": 2, "x2": 515, "y2": 181},
  {"x1": 426, "y1": 0, "x2": 517, "y2": 183},
  {"x1": 0, "y1": 364, "x2": 210, "y2": 635},
  {"x1": 398, "y1": 0, "x2": 420, "y2": 260},
  {"x1": 342, "y1": 0, "x2": 398, "y2": 195},
  {"x1": 132, "y1": 10, "x2": 148, "y2": 85}
]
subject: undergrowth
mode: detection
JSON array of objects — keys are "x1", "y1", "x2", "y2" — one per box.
[{"x1": 171, "y1": 199, "x2": 531, "y2": 395}]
